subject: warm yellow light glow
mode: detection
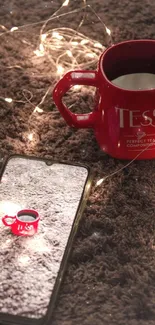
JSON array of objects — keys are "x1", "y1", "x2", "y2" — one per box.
[
  {"x1": 32, "y1": 26, "x2": 105, "y2": 97},
  {"x1": 80, "y1": 39, "x2": 89, "y2": 45},
  {"x1": 27, "y1": 133, "x2": 33, "y2": 141},
  {"x1": 96, "y1": 178, "x2": 104, "y2": 187},
  {"x1": 0, "y1": 25, "x2": 7, "y2": 31},
  {"x1": 52, "y1": 31, "x2": 63, "y2": 40},
  {"x1": 71, "y1": 41, "x2": 79, "y2": 46},
  {"x1": 62, "y1": 0, "x2": 70, "y2": 6},
  {"x1": 94, "y1": 42, "x2": 103, "y2": 49},
  {"x1": 33, "y1": 43, "x2": 44, "y2": 57},
  {"x1": 33, "y1": 106, "x2": 43, "y2": 113},
  {"x1": 39, "y1": 43, "x2": 44, "y2": 52},
  {"x1": 0, "y1": 201, "x2": 21, "y2": 216},
  {"x1": 106, "y1": 27, "x2": 111, "y2": 36},
  {"x1": 57, "y1": 65, "x2": 64, "y2": 75},
  {"x1": 66, "y1": 50, "x2": 72, "y2": 57},
  {"x1": 73, "y1": 85, "x2": 81, "y2": 91},
  {"x1": 86, "y1": 52, "x2": 96, "y2": 58},
  {"x1": 41, "y1": 33, "x2": 47, "y2": 42},
  {"x1": 32, "y1": 24, "x2": 105, "y2": 85},
  {"x1": 34, "y1": 49, "x2": 44, "y2": 57},
  {"x1": 5, "y1": 98, "x2": 13, "y2": 103},
  {"x1": 10, "y1": 26, "x2": 18, "y2": 32}
]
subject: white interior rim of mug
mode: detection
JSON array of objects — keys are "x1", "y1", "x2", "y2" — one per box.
[
  {"x1": 99, "y1": 39, "x2": 155, "y2": 92},
  {"x1": 17, "y1": 209, "x2": 39, "y2": 222}
]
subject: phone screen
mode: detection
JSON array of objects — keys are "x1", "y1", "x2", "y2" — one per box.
[{"x1": 0, "y1": 157, "x2": 88, "y2": 320}]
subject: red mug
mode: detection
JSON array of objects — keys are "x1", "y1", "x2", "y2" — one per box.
[
  {"x1": 53, "y1": 39, "x2": 155, "y2": 160},
  {"x1": 2, "y1": 209, "x2": 40, "y2": 236}
]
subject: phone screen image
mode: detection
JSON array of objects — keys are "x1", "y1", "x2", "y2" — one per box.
[{"x1": 0, "y1": 157, "x2": 89, "y2": 321}]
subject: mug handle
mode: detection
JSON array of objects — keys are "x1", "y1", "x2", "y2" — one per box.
[
  {"x1": 53, "y1": 70, "x2": 99, "y2": 128},
  {"x1": 2, "y1": 215, "x2": 16, "y2": 226}
]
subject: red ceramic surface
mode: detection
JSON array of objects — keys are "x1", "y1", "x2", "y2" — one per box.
[{"x1": 53, "y1": 40, "x2": 155, "y2": 160}]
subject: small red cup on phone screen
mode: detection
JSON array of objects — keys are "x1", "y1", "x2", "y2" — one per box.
[{"x1": 2, "y1": 209, "x2": 40, "y2": 236}]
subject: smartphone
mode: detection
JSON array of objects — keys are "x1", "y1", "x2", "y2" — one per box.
[{"x1": 0, "y1": 155, "x2": 92, "y2": 325}]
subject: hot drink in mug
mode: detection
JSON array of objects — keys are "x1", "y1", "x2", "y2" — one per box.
[
  {"x1": 53, "y1": 40, "x2": 155, "y2": 160},
  {"x1": 2, "y1": 209, "x2": 40, "y2": 236},
  {"x1": 112, "y1": 73, "x2": 155, "y2": 90}
]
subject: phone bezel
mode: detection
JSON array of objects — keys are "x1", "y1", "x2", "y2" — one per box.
[{"x1": 0, "y1": 154, "x2": 93, "y2": 325}]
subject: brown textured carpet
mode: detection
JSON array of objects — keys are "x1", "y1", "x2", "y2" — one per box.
[{"x1": 1, "y1": 0, "x2": 155, "y2": 324}]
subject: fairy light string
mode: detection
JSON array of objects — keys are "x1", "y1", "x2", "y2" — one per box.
[
  {"x1": 0, "y1": 4, "x2": 111, "y2": 116},
  {"x1": 0, "y1": 1, "x2": 152, "y2": 173},
  {"x1": 95, "y1": 142, "x2": 154, "y2": 187},
  {"x1": 0, "y1": 1, "x2": 111, "y2": 146},
  {"x1": 0, "y1": 0, "x2": 152, "y2": 177}
]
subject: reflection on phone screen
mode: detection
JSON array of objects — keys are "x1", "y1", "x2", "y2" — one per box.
[{"x1": 0, "y1": 158, "x2": 88, "y2": 319}]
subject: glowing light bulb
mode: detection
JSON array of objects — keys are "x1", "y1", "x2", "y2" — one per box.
[
  {"x1": 41, "y1": 33, "x2": 47, "y2": 42},
  {"x1": 52, "y1": 31, "x2": 63, "y2": 40},
  {"x1": 39, "y1": 43, "x2": 44, "y2": 52},
  {"x1": 71, "y1": 41, "x2": 78, "y2": 46},
  {"x1": 57, "y1": 65, "x2": 64, "y2": 75},
  {"x1": 62, "y1": 0, "x2": 70, "y2": 6},
  {"x1": 28, "y1": 133, "x2": 33, "y2": 141},
  {"x1": 10, "y1": 26, "x2": 18, "y2": 32},
  {"x1": 73, "y1": 85, "x2": 81, "y2": 91},
  {"x1": 96, "y1": 178, "x2": 104, "y2": 186},
  {"x1": 106, "y1": 27, "x2": 111, "y2": 36},
  {"x1": 94, "y1": 42, "x2": 103, "y2": 49},
  {"x1": 0, "y1": 25, "x2": 7, "y2": 31},
  {"x1": 34, "y1": 49, "x2": 44, "y2": 57},
  {"x1": 34, "y1": 43, "x2": 44, "y2": 57},
  {"x1": 5, "y1": 98, "x2": 13, "y2": 103},
  {"x1": 86, "y1": 52, "x2": 96, "y2": 58},
  {"x1": 80, "y1": 39, "x2": 89, "y2": 45},
  {"x1": 66, "y1": 50, "x2": 72, "y2": 57},
  {"x1": 33, "y1": 106, "x2": 43, "y2": 113}
]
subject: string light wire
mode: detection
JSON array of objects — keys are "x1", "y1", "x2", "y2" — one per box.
[
  {"x1": 0, "y1": 4, "x2": 153, "y2": 175},
  {"x1": 0, "y1": 2, "x2": 111, "y2": 146},
  {"x1": 0, "y1": 4, "x2": 110, "y2": 113},
  {"x1": 95, "y1": 142, "x2": 155, "y2": 187}
]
